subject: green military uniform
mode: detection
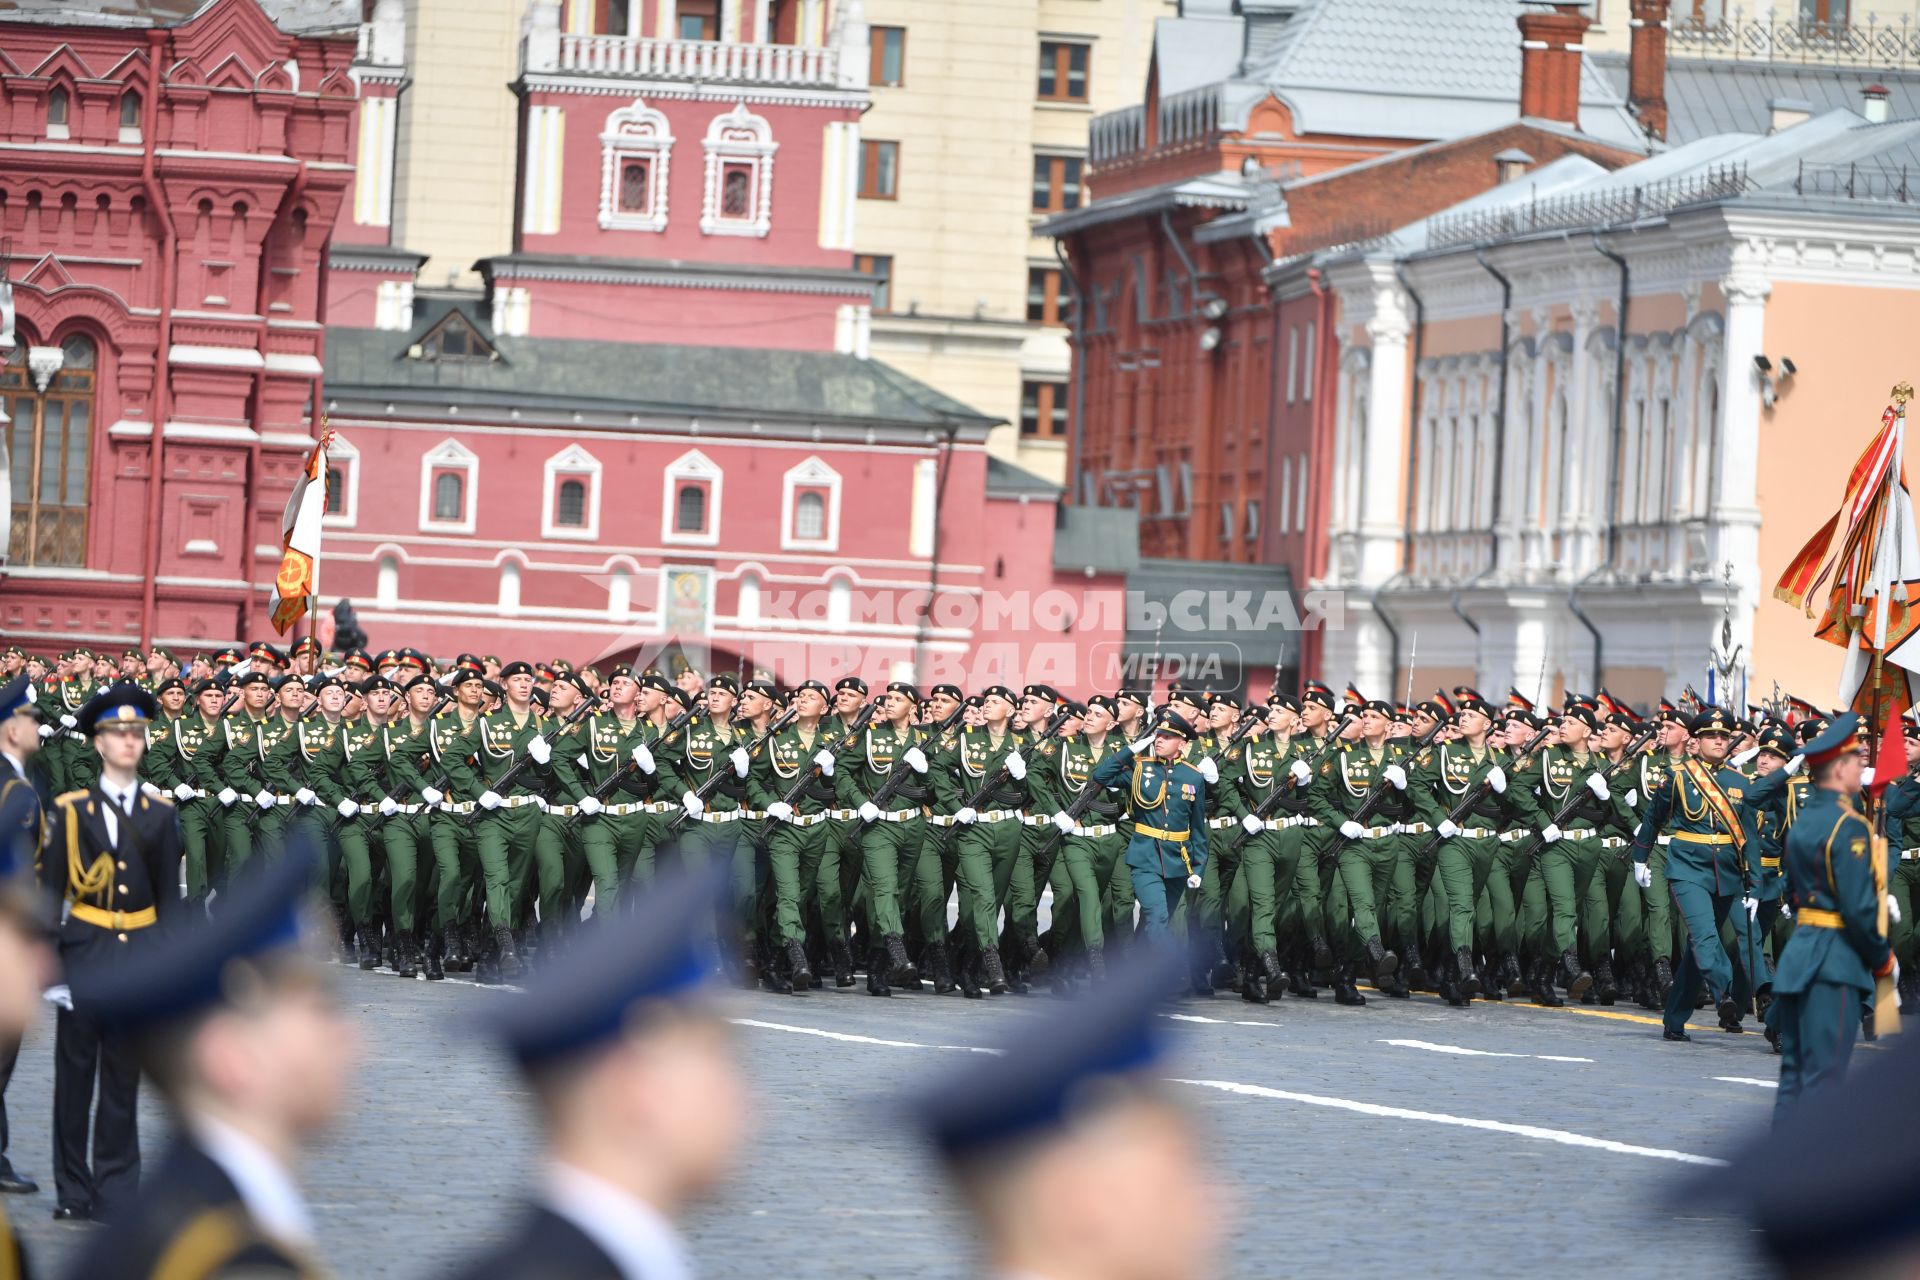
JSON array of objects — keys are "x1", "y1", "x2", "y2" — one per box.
[
  {"x1": 1225, "y1": 728, "x2": 1322, "y2": 997},
  {"x1": 749, "y1": 713, "x2": 845, "y2": 984},
  {"x1": 1309, "y1": 725, "x2": 1435, "y2": 984},
  {"x1": 1044, "y1": 729, "x2": 1129, "y2": 976},
  {"x1": 1769, "y1": 768, "x2": 1892, "y2": 1119},
  {"x1": 558, "y1": 708, "x2": 654, "y2": 916},
  {"x1": 424, "y1": 705, "x2": 486, "y2": 965},
  {"x1": 143, "y1": 707, "x2": 223, "y2": 900},
  {"x1": 659, "y1": 710, "x2": 750, "y2": 883},
  {"x1": 449, "y1": 702, "x2": 549, "y2": 958},
  {"x1": 1187, "y1": 720, "x2": 1244, "y2": 990},
  {"x1": 929, "y1": 717, "x2": 1032, "y2": 990},
  {"x1": 1881, "y1": 771, "x2": 1920, "y2": 1009},
  {"x1": 1417, "y1": 736, "x2": 1518, "y2": 1000},
  {"x1": 836, "y1": 714, "x2": 934, "y2": 991},
  {"x1": 1631, "y1": 742, "x2": 1687, "y2": 993},
  {"x1": 330, "y1": 711, "x2": 390, "y2": 955},
  {"x1": 203, "y1": 703, "x2": 296, "y2": 871},
  {"x1": 373, "y1": 708, "x2": 440, "y2": 974},
  {"x1": 1512, "y1": 742, "x2": 1633, "y2": 1000},
  {"x1": 38, "y1": 673, "x2": 97, "y2": 794}
]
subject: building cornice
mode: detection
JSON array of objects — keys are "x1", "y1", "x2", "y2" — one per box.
[
  {"x1": 518, "y1": 73, "x2": 864, "y2": 111},
  {"x1": 479, "y1": 253, "x2": 872, "y2": 297}
]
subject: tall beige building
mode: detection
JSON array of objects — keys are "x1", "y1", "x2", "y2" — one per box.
[{"x1": 852, "y1": 0, "x2": 1171, "y2": 484}]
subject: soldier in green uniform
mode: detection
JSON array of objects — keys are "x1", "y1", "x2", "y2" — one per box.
[
  {"x1": 838, "y1": 680, "x2": 931, "y2": 996},
  {"x1": 38, "y1": 647, "x2": 100, "y2": 794},
  {"x1": 1633, "y1": 704, "x2": 1691, "y2": 1002},
  {"x1": 422, "y1": 663, "x2": 490, "y2": 973},
  {"x1": 1767, "y1": 714, "x2": 1894, "y2": 1119},
  {"x1": 1226, "y1": 695, "x2": 1300, "y2": 1001},
  {"x1": 557, "y1": 666, "x2": 652, "y2": 918},
  {"x1": 658, "y1": 672, "x2": 751, "y2": 893},
  {"x1": 203, "y1": 669, "x2": 279, "y2": 871},
  {"x1": 1004, "y1": 684, "x2": 1072, "y2": 992},
  {"x1": 332, "y1": 674, "x2": 399, "y2": 968},
  {"x1": 451, "y1": 660, "x2": 549, "y2": 978},
  {"x1": 379, "y1": 673, "x2": 446, "y2": 978},
  {"x1": 1632, "y1": 706, "x2": 1771, "y2": 1041},
  {"x1": 1042, "y1": 695, "x2": 1130, "y2": 986},
  {"x1": 749, "y1": 679, "x2": 842, "y2": 992},
  {"x1": 141, "y1": 677, "x2": 222, "y2": 906},
  {"x1": 728, "y1": 679, "x2": 779, "y2": 974},
  {"x1": 525, "y1": 672, "x2": 595, "y2": 937},
  {"x1": 1187, "y1": 692, "x2": 1245, "y2": 994},
  {"x1": 931, "y1": 685, "x2": 1031, "y2": 995},
  {"x1": 1417, "y1": 692, "x2": 1513, "y2": 1006},
  {"x1": 1090, "y1": 711, "x2": 1211, "y2": 949},
  {"x1": 1732, "y1": 724, "x2": 1804, "y2": 1026},
  {"x1": 1588, "y1": 710, "x2": 1652, "y2": 1007}
]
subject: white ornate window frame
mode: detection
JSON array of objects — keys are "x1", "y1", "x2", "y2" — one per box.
[
  {"x1": 542, "y1": 443, "x2": 602, "y2": 541},
  {"x1": 780, "y1": 456, "x2": 841, "y2": 552},
  {"x1": 661, "y1": 448, "x2": 723, "y2": 547},
  {"x1": 419, "y1": 438, "x2": 478, "y2": 534},
  {"x1": 701, "y1": 103, "x2": 777, "y2": 239},
  {"x1": 599, "y1": 98, "x2": 673, "y2": 233}
]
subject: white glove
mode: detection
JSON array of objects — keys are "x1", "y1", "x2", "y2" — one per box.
[
  {"x1": 578, "y1": 795, "x2": 602, "y2": 816},
  {"x1": 421, "y1": 786, "x2": 444, "y2": 806},
  {"x1": 956, "y1": 806, "x2": 978, "y2": 825},
  {"x1": 1784, "y1": 755, "x2": 1804, "y2": 776},
  {"x1": 337, "y1": 798, "x2": 359, "y2": 818},
  {"x1": 379, "y1": 796, "x2": 400, "y2": 817},
  {"x1": 631, "y1": 744, "x2": 655, "y2": 775},
  {"x1": 903, "y1": 746, "x2": 928, "y2": 774},
  {"x1": 1626, "y1": 788, "x2": 1639, "y2": 807},
  {"x1": 730, "y1": 747, "x2": 751, "y2": 778},
  {"x1": 1055, "y1": 811, "x2": 1078, "y2": 834},
  {"x1": 59, "y1": 714, "x2": 76, "y2": 729},
  {"x1": 1197, "y1": 756, "x2": 1219, "y2": 785},
  {"x1": 1290, "y1": 759, "x2": 1311, "y2": 785},
  {"x1": 1890, "y1": 894, "x2": 1904, "y2": 925},
  {"x1": 1486, "y1": 765, "x2": 1507, "y2": 794},
  {"x1": 860, "y1": 801, "x2": 881, "y2": 824},
  {"x1": 479, "y1": 789, "x2": 503, "y2": 811},
  {"x1": 1586, "y1": 774, "x2": 1610, "y2": 801},
  {"x1": 1005, "y1": 750, "x2": 1026, "y2": 781},
  {"x1": 42, "y1": 984, "x2": 72, "y2": 1012},
  {"x1": 1241, "y1": 813, "x2": 1264, "y2": 836},
  {"x1": 254, "y1": 789, "x2": 275, "y2": 810},
  {"x1": 813, "y1": 748, "x2": 836, "y2": 776},
  {"x1": 172, "y1": 782, "x2": 194, "y2": 801},
  {"x1": 140, "y1": 781, "x2": 163, "y2": 800},
  {"x1": 1438, "y1": 819, "x2": 1459, "y2": 839},
  {"x1": 1780, "y1": 902, "x2": 1793, "y2": 919},
  {"x1": 1185, "y1": 873, "x2": 1203, "y2": 890},
  {"x1": 1339, "y1": 820, "x2": 1364, "y2": 840},
  {"x1": 681, "y1": 791, "x2": 704, "y2": 819},
  {"x1": 1541, "y1": 823, "x2": 1562, "y2": 844},
  {"x1": 767, "y1": 801, "x2": 794, "y2": 823},
  {"x1": 217, "y1": 786, "x2": 238, "y2": 807},
  {"x1": 36, "y1": 723, "x2": 54, "y2": 739},
  {"x1": 1743, "y1": 896, "x2": 1759, "y2": 921},
  {"x1": 1128, "y1": 733, "x2": 1156, "y2": 755},
  {"x1": 1633, "y1": 861, "x2": 1653, "y2": 890},
  {"x1": 1382, "y1": 764, "x2": 1406, "y2": 791},
  {"x1": 1863, "y1": 767, "x2": 1877, "y2": 787},
  {"x1": 1731, "y1": 747, "x2": 1760, "y2": 769},
  {"x1": 527, "y1": 735, "x2": 551, "y2": 765},
  {"x1": 295, "y1": 786, "x2": 317, "y2": 806}
]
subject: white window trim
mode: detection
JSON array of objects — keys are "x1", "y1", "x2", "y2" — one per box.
[
  {"x1": 701, "y1": 103, "x2": 777, "y2": 239},
  {"x1": 780, "y1": 456, "x2": 842, "y2": 552},
  {"x1": 542, "y1": 443, "x2": 602, "y2": 541},
  {"x1": 322, "y1": 433, "x2": 360, "y2": 529},
  {"x1": 418, "y1": 438, "x2": 478, "y2": 534},
  {"x1": 599, "y1": 98, "x2": 673, "y2": 233},
  {"x1": 661, "y1": 447, "x2": 723, "y2": 547}
]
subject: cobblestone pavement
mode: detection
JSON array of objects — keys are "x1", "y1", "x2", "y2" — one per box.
[{"x1": 5, "y1": 963, "x2": 1817, "y2": 1278}]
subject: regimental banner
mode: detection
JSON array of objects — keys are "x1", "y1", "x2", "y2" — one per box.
[{"x1": 271, "y1": 430, "x2": 333, "y2": 635}]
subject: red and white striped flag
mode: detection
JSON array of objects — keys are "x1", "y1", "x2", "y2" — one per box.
[{"x1": 270, "y1": 429, "x2": 333, "y2": 635}]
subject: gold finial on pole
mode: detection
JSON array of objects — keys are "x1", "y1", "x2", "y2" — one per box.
[{"x1": 1893, "y1": 381, "x2": 1914, "y2": 406}]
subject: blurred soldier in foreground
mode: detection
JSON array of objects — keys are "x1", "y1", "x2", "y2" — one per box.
[{"x1": 0, "y1": 780, "x2": 56, "y2": 1279}]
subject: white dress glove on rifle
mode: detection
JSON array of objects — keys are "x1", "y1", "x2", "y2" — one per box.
[
  {"x1": 36, "y1": 723, "x2": 54, "y2": 740},
  {"x1": 1541, "y1": 823, "x2": 1562, "y2": 844},
  {"x1": 1185, "y1": 874, "x2": 1203, "y2": 890},
  {"x1": 295, "y1": 787, "x2": 317, "y2": 807},
  {"x1": 767, "y1": 801, "x2": 794, "y2": 823},
  {"x1": 1626, "y1": 789, "x2": 1639, "y2": 808},
  {"x1": 1004, "y1": 751, "x2": 1026, "y2": 781},
  {"x1": 1382, "y1": 764, "x2": 1406, "y2": 791},
  {"x1": 378, "y1": 796, "x2": 400, "y2": 817},
  {"x1": 1241, "y1": 813, "x2": 1264, "y2": 836},
  {"x1": 813, "y1": 749, "x2": 836, "y2": 777},
  {"x1": 1437, "y1": 819, "x2": 1458, "y2": 839},
  {"x1": 1197, "y1": 757, "x2": 1219, "y2": 785},
  {"x1": 337, "y1": 799, "x2": 359, "y2": 818},
  {"x1": 631, "y1": 744, "x2": 655, "y2": 775},
  {"x1": 1586, "y1": 774, "x2": 1610, "y2": 801},
  {"x1": 1742, "y1": 897, "x2": 1759, "y2": 921},
  {"x1": 578, "y1": 796, "x2": 602, "y2": 816},
  {"x1": 860, "y1": 802, "x2": 881, "y2": 824},
  {"x1": 956, "y1": 806, "x2": 978, "y2": 825},
  {"x1": 60, "y1": 714, "x2": 76, "y2": 730},
  {"x1": 479, "y1": 790, "x2": 503, "y2": 811},
  {"x1": 527, "y1": 735, "x2": 551, "y2": 765},
  {"x1": 903, "y1": 746, "x2": 929, "y2": 774},
  {"x1": 1054, "y1": 811, "x2": 1076, "y2": 834},
  {"x1": 421, "y1": 786, "x2": 444, "y2": 807},
  {"x1": 1339, "y1": 820, "x2": 1364, "y2": 840},
  {"x1": 255, "y1": 790, "x2": 275, "y2": 810},
  {"x1": 217, "y1": 787, "x2": 238, "y2": 807},
  {"x1": 1290, "y1": 759, "x2": 1311, "y2": 785},
  {"x1": 1633, "y1": 861, "x2": 1653, "y2": 890},
  {"x1": 173, "y1": 783, "x2": 194, "y2": 801},
  {"x1": 1784, "y1": 755, "x2": 1804, "y2": 776},
  {"x1": 1863, "y1": 767, "x2": 1876, "y2": 787},
  {"x1": 1128, "y1": 733, "x2": 1157, "y2": 755},
  {"x1": 681, "y1": 791, "x2": 704, "y2": 819},
  {"x1": 1486, "y1": 766, "x2": 1507, "y2": 795},
  {"x1": 730, "y1": 748, "x2": 751, "y2": 779}
]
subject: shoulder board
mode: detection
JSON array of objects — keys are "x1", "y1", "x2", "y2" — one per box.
[
  {"x1": 1416, "y1": 748, "x2": 1433, "y2": 767},
  {"x1": 54, "y1": 789, "x2": 88, "y2": 806}
]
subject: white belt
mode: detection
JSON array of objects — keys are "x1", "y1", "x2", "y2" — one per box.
[
  {"x1": 1557, "y1": 828, "x2": 1599, "y2": 841},
  {"x1": 547, "y1": 803, "x2": 578, "y2": 816},
  {"x1": 1499, "y1": 830, "x2": 1531, "y2": 843},
  {"x1": 787, "y1": 811, "x2": 832, "y2": 827},
  {"x1": 1901, "y1": 848, "x2": 1919, "y2": 861},
  {"x1": 739, "y1": 810, "x2": 765, "y2": 820},
  {"x1": 875, "y1": 808, "x2": 920, "y2": 823},
  {"x1": 436, "y1": 801, "x2": 475, "y2": 815},
  {"x1": 697, "y1": 809, "x2": 747, "y2": 823},
  {"x1": 1023, "y1": 814, "x2": 1053, "y2": 827},
  {"x1": 830, "y1": 807, "x2": 858, "y2": 821},
  {"x1": 1656, "y1": 835, "x2": 1672, "y2": 845},
  {"x1": 1454, "y1": 826, "x2": 1498, "y2": 839},
  {"x1": 976, "y1": 808, "x2": 1020, "y2": 824},
  {"x1": 1071, "y1": 823, "x2": 1118, "y2": 837},
  {"x1": 488, "y1": 795, "x2": 543, "y2": 810},
  {"x1": 1400, "y1": 823, "x2": 1432, "y2": 836},
  {"x1": 1207, "y1": 816, "x2": 1237, "y2": 830},
  {"x1": 1346, "y1": 824, "x2": 1395, "y2": 840},
  {"x1": 1601, "y1": 836, "x2": 1628, "y2": 849}
]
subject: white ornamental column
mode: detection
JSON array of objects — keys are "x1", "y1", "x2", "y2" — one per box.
[
  {"x1": 1358, "y1": 267, "x2": 1410, "y2": 585},
  {"x1": 1711, "y1": 238, "x2": 1768, "y2": 670}
]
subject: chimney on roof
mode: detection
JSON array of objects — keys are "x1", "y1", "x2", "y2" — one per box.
[
  {"x1": 1769, "y1": 97, "x2": 1813, "y2": 133},
  {"x1": 1493, "y1": 148, "x2": 1536, "y2": 184},
  {"x1": 1627, "y1": 0, "x2": 1670, "y2": 141},
  {"x1": 1517, "y1": 2, "x2": 1591, "y2": 128},
  {"x1": 1864, "y1": 83, "x2": 1891, "y2": 124}
]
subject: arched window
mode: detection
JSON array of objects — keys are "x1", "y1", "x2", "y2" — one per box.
[
  {"x1": 433, "y1": 471, "x2": 463, "y2": 521},
  {"x1": 722, "y1": 167, "x2": 751, "y2": 217},
  {"x1": 556, "y1": 478, "x2": 587, "y2": 527},
  {"x1": 119, "y1": 91, "x2": 141, "y2": 133},
  {"x1": 701, "y1": 104, "x2": 777, "y2": 238},
  {"x1": 795, "y1": 491, "x2": 825, "y2": 540},
  {"x1": 599, "y1": 98, "x2": 673, "y2": 232},
  {"x1": 3, "y1": 334, "x2": 96, "y2": 567},
  {"x1": 47, "y1": 88, "x2": 69, "y2": 137},
  {"x1": 676, "y1": 483, "x2": 706, "y2": 533}
]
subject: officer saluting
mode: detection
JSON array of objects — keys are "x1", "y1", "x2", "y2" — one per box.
[
  {"x1": 1091, "y1": 711, "x2": 1211, "y2": 948},
  {"x1": 59, "y1": 846, "x2": 354, "y2": 1279},
  {"x1": 45, "y1": 683, "x2": 183, "y2": 1223},
  {"x1": 446, "y1": 867, "x2": 747, "y2": 1280},
  {"x1": 1766, "y1": 714, "x2": 1895, "y2": 1121}
]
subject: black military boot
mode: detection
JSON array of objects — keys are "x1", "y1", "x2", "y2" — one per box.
[
  {"x1": 395, "y1": 929, "x2": 418, "y2": 979},
  {"x1": 1310, "y1": 933, "x2": 1334, "y2": 975},
  {"x1": 1209, "y1": 935, "x2": 1236, "y2": 990},
  {"x1": 956, "y1": 949, "x2": 983, "y2": 999},
  {"x1": 831, "y1": 938, "x2": 856, "y2": 988},
  {"x1": 1530, "y1": 959, "x2": 1564, "y2": 1008},
  {"x1": 1364, "y1": 936, "x2": 1398, "y2": 984},
  {"x1": 1257, "y1": 950, "x2": 1284, "y2": 1003},
  {"x1": 1289, "y1": 966, "x2": 1318, "y2": 998},
  {"x1": 1717, "y1": 998, "x2": 1745, "y2": 1033},
  {"x1": 1593, "y1": 957, "x2": 1618, "y2": 1005},
  {"x1": 1085, "y1": 942, "x2": 1107, "y2": 984},
  {"x1": 1332, "y1": 965, "x2": 1367, "y2": 1006},
  {"x1": 780, "y1": 940, "x2": 811, "y2": 993},
  {"x1": 495, "y1": 926, "x2": 523, "y2": 980},
  {"x1": 1498, "y1": 953, "x2": 1524, "y2": 997},
  {"x1": 1560, "y1": 948, "x2": 1594, "y2": 1001},
  {"x1": 1402, "y1": 942, "x2": 1429, "y2": 992},
  {"x1": 1654, "y1": 955, "x2": 1675, "y2": 1000},
  {"x1": 980, "y1": 946, "x2": 1009, "y2": 995},
  {"x1": 358, "y1": 928, "x2": 380, "y2": 971},
  {"x1": 867, "y1": 946, "x2": 891, "y2": 997},
  {"x1": 423, "y1": 931, "x2": 445, "y2": 982},
  {"x1": 927, "y1": 940, "x2": 957, "y2": 994},
  {"x1": 1453, "y1": 947, "x2": 1479, "y2": 999},
  {"x1": 884, "y1": 934, "x2": 913, "y2": 985}
]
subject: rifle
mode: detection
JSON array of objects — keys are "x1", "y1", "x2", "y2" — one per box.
[
  {"x1": 1334, "y1": 720, "x2": 1449, "y2": 833},
  {"x1": 325, "y1": 695, "x2": 451, "y2": 834},
  {"x1": 563, "y1": 704, "x2": 697, "y2": 827},
  {"x1": 765, "y1": 698, "x2": 883, "y2": 820},
  {"x1": 421, "y1": 693, "x2": 600, "y2": 812},
  {"x1": 1033, "y1": 704, "x2": 1232, "y2": 860},
  {"x1": 950, "y1": 702, "x2": 1074, "y2": 819},
  {"x1": 855, "y1": 703, "x2": 966, "y2": 819},
  {"x1": 659, "y1": 706, "x2": 799, "y2": 833},
  {"x1": 1506, "y1": 726, "x2": 1660, "y2": 870},
  {"x1": 1413, "y1": 724, "x2": 1555, "y2": 862},
  {"x1": 1244, "y1": 710, "x2": 1357, "y2": 827}
]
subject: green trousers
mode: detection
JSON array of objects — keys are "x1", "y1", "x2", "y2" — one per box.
[
  {"x1": 1194, "y1": 826, "x2": 1241, "y2": 943},
  {"x1": 1525, "y1": 832, "x2": 1605, "y2": 958},
  {"x1": 428, "y1": 814, "x2": 480, "y2": 933},
  {"x1": 472, "y1": 805, "x2": 540, "y2": 931},
  {"x1": 767, "y1": 819, "x2": 829, "y2": 945},
  {"x1": 533, "y1": 812, "x2": 577, "y2": 929},
  {"x1": 1772, "y1": 980, "x2": 1864, "y2": 1122},
  {"x1": 1386, "y1": 829, "x2": 1436, "y2": 958},
  {"x1": 953, "y1": 818, "x2": 1022, "y2": 952},
  {"x1": 1336, "y1": 833, "x2": 1400, "y2": 954},
  {"x1": 1003, "y1": 822, "x2": 1052, "y2": 951},
  {"x1": 1644, "y1": 840, "x2": 1676, "y2": 966},
  {"x1": 1436, "y1": 834, "x2": 1500, "y2": 952},
  {"x1": 855, "y1": 816, "x2": 925, "y2": 938},
  {"x1": 222, "y1": 803, "x2": 284, "y2": 872},
  {"x1": 1104, "y1": 841, "x2": 1137, "y2": 946},
  {"x1": 1227, "y1": 825, "x2": 1285, "y2": 956},
  {"x1": 1891, "y1": 858, "x2": 1920, "y2": 969},
  {"x1": 1053, "y1": 829, "x2": 1126, "y2": 953},
  {"x1": 574, "y1": 811, "x2": 654, "y2": 917},
  {"x1": 335, "y1": 820, "x2": 380, "y2": 927},
  {"x1": 178, "y1": 800, "x2": 223, "y2": 901},
  {"x1": 379, "y1": 815, "x2": 427, "y2": 932}
]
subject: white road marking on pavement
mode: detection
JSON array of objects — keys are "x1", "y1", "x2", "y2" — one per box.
[
  {"x1": 730, "y1": 1018, "x2": 1003, "y2": 1054},
  {"x1": 1175, "y1": 1078, "x2": 1725, "y2": 1167},
  {"x1": 1233, "y1": 1021, "x2": 1274, "y2": 1027},
  {"x1": 1380, "y1": 1039, "x2": 1594, "y2": 1064},
  {"x1": 1712, "y1": 1076, "x2": 1778, "y2": 1089},
  {"x1": 1167, "y1": 1013, "x2": 1232, "y2": 1024}
]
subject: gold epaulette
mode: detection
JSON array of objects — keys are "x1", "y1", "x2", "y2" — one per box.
[{"x1": 53, "y1": 789, "x2": 88, "y2": 807}]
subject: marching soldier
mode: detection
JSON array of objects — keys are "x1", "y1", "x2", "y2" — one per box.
[
  {"x1": 1090, "y1": 712, "x2": 1211, "y2": 950},
  {"x1": 44, "y1": 684, "x2": 182, "y2": 1222},
  {"x1": 1633, "y1": 704, "x2": 1692, "y2": 1003},
  {"x1": 423, "y1": 664, "x2": 489, "y2": 975},
  {"x1": 838, "y1": 680, "x2": 931, "y2": 996},
  {"x1": 560, "y1": 666, "x2": 652, "y2": 920},
  {"x1": 328, "y1": 673, "x2": 394, "y2": 968},
  {"x1": 1417, "y1": 692, "x2": 1512, "y2": 1006},
  {"x1": 450, "y1": 660, "x2": 549, "y2": 978},
  {"x1": 930, "y1": 685, "x2": 1030, "y2": 996},
  {"x1": 749, "y1": 680, "x2": 842, "y2": 993},
  {"x1": 380, "y1": 673, "x2": 447, "y2": 979},
  {"x1": 1042, "y1": 694, "x2": 1129, "y2": 986},
  {"x1": 1881, "y1": 718, "x2": 1920, "y2": 1011},
  {"x1": 1590, "y1": 710, "x2": 1652, "y2": 1008},
  {"x1": 200, "y1": 669, "x2": 273, "y2": 874}
]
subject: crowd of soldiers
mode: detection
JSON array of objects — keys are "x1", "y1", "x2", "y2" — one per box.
[{"x1": 8, "y1": 639, "x2": 1916, "y2": 1036}]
